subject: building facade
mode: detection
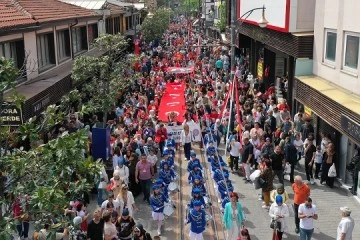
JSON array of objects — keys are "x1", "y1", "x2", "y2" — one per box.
[
  {"x1": 1, "y1": 0, "x2": 141, "y2": 122},
  {"x1": 294, "y1": 0, "x2": 360, "y2": 184},
  {"x1": 230, "y1": 0, "x2": 315, "y2": 109}
]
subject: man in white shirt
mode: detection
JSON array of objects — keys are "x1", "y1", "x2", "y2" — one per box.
[
  {"x1": 298, "y1": 197, "x2": 318, "y2": 239},
  {"x1": 337, "y1": 206, "x2": 355, "y2": 240}
]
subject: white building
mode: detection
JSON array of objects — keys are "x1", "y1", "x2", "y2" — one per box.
[{"x1": 294, "y1": 0, "x2": 360, "y2": 184}]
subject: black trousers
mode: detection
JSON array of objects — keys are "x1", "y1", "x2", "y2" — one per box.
[
  {"x1": 294, "y1": 203, "x2": 300, "y2": 229},
  {"x1": 305, "y1": 159, "x2": 313, "y2": 181},
  {"x1": 229, "y1": 155, "x2": 239, "y2": 170}
]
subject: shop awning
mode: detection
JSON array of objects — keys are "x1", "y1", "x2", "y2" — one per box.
[{"x1": 297, "y1": 75, "x2": 360, "y2": 115}]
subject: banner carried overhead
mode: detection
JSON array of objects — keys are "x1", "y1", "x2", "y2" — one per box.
[
  {"x1": 166, "y1": 67, "x2": 195, "y2": 74},
  {"x1": 158, "y1": 82, "x2": 186, "y2": 122}
]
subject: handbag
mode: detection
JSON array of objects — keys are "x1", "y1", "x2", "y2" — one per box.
[
  {"x1": 258, "y1": 177, "x2": 266, "y2": 187},
  {"x1": 270, "y1": 219, "x2": 281, "y2": 230},
  {"x1": 328, "y1": 163, "x2": 337, "y2": 177},
  {"x1": 154, "y1": 135, "x2": 161, "y2": 143}
]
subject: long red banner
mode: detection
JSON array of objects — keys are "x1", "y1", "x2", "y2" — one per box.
[{"x1": 158, "y1": 82, "x2": 186, "y2": 122}]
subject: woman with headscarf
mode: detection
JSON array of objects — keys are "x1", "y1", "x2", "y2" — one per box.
[
  {"x1": 222, "y1": 192, "x2": 245, "y2": 239},
  {"x1": 115, "y1": 159, "x2": 129, "y2": 185},
  {"x1": 270, "y1": 184, "x2": 289, "y2": 204},
  {"x1": 133, "y1": 223, "x2": 152, "y2": 240},
  {"x1": 269, "y1": 195, "x2": 289, "y2": 240}
]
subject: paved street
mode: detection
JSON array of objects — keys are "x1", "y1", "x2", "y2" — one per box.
[{"x1": 228, "y1": 157, "x2": 360, "y2": 240}]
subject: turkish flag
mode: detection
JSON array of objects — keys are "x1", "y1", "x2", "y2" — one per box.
[{"x1": 158, "y1": 82, "x2": 186, "y2": 122}]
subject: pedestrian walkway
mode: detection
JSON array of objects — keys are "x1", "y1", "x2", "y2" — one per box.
[{"x1": 229, "y1": 156, "x2": 360, "y2": 239}]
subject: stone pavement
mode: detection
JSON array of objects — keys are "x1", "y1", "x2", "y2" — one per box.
[{"x1": 229, "y1": 157, "x2": 360, "y2": 240}]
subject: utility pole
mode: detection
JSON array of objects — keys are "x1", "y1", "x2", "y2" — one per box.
[{"x1": 230, "y1": 0, "x2": 236, "y2": 79}]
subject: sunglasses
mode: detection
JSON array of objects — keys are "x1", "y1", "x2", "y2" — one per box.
[{"x1": 122, "y1": 188, "x2": 128, "y2": 191}]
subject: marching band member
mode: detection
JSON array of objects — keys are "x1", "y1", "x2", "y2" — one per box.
[
  {"x1": 203, "y1": 128, "x2": 216, "y2": 148},
  {"x1": 187, "y1": 151, "x2": 202, "y2": 172},
  {"x1": 159, "y1": 150, "x2": 171, "y2": 169},
  {"x1": 165, "y1": 142, "x2": 176, "y2": 158},
  {"x1": 221, "y1": 186, "x2": 234, "y2": 210},
  {"x1": 185, "y1": 200, "x2": 207, "y2": 240},
  {"x1": 165, "y1": 132, "x2": 176, "y2": 148},
  {"x1": 210, "y1": 151, "x2": 225, "y2": 169},
  {"x1": 155, "y1": 178, "x2": 169, "y2": 199},
  {"x1": 206, "y1": 140, "x2": 217, "y2": 157},
  {"x1": 191, "y1": 175, "x2": 207, "y2": 196},
  {"x1": 217, "y1": 173, "x2": 233, "y2": 200},
  {"x1": 188, "y1": 188, "x2": 206, "y2": 209},
  {"x1": 188, "y1": 163, "x2": 203, "y2": 184},
  {"x1": 159, "y1": 162, "x2": 176, "y2": 185},
  {"x1": 150, "y1": 185, "x2": 168, "y2": 236}
]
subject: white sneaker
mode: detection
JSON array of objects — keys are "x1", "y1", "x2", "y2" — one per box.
[
  {"x1": 258, "y1": 197, "x2": 263, "y2": 201},
  {"x1": 157, "y1": 230, "x2": 161, "y2": 235},
  {"x1": 310, "y1": 178, "x2": 315, "y2": 185},
  {"x1": 262, "y1": 205, "x2": 269, "y2": 209}
]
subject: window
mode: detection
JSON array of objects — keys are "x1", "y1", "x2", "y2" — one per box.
[
  {"x1": 88, "y1": 24, "x2": 99, "y2": 48},
  {"x1": 106, "y1": 18, "x2": 114, "y2": 34},
  {"x1": 57, "y1": 29, "x2": 70, "y2": 62},
  {"x1": 114, "y1": 17, "x2": 121, "y2": 34},
  {"x1": 0, "y1": 40, "x2": 25, "y2": 69},
  {"x1": 71, "y1": 26, "x2": 88, "y2": 55},
  {"x1": 37, "y1": 33, "x2": 56, "y2": 71},
  {"x1": 324, "y1": 30, "x2": 337, "y2": 62},
  {"x1": 343, "y1": 33, "x2": 359, "y2": 71}
]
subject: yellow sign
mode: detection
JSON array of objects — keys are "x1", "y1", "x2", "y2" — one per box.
[
  {"x1": 257, "y1": 59, "x2": 263, "y2": 80},
  {"x1": 304, "y1": 106, "x2": 312, "y2": 117}
]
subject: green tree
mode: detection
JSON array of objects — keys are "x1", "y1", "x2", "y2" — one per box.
[
  {"x1": 215, "y1": 4, "x2": 226, "y2": 32},
  {"x1": 71, "y1": 33, "x2": 135, "y2": 124},
  {"x1": 0, "y1": 128, "x2": 102, "y2": 238},
  {"x1": 141, "y1": 8, "x2": 174, "y2": 43},
  {"x1": 178, "y1": 0, "x2": 199, "y2": 16}
]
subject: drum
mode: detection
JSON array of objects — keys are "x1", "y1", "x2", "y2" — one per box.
[
  {"x1": 164, "y1": 204, "x2": 174, "y2": 216},
  {"x1": 205, "y1": 212, "x2": 212, "y2": 222},
  {"x1": 168, "y1": 182, "x2": 178, "y2": 192}
]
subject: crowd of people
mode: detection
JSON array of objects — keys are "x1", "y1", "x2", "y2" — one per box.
[{"x1": 8, "y1": 15, "x2": 358, "y2": 240}]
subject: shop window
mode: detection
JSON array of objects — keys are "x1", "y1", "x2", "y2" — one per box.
[
  {"x1": 324, "y1": 29, "x2": 337, "y2": 62},
  {"x1": 57, "y1": 29, "x2": 71, "y2": 63},
  {"x1": 37, "y1": 32, "x2": 56, "y2": 72},
  {"x1": 343, "y1": 32, "x2": 359, "y2": 71},
  {"x1": 72, "y1": 26, "x2": 88, "y2": 55}
]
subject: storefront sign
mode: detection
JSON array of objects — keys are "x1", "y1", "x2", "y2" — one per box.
[
  {"x1": 1, "y1": 104, "x2": 23, "y2": 126},
  {"x1": 33, "y1": 95, "x2": 50, "y2": 115},
  {"x1": 257, "y1": 59, "x2": 263, "y2": 80},
  {"x1": 304, "y1": 106, "x2": 312, "y2": 118},
  {"x1": 341, "y1": 115, "x2": 360, "y2": 143}
]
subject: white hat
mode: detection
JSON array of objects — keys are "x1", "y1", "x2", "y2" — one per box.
[
  {"x1": 340, "y1": 206, "x2": 351, "y2": 214},
  {"x1": 73, "y1": 216, "x2": 82, "y2": 225}
]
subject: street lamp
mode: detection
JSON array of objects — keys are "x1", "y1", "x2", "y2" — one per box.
[
  {"x1": 230, "y1": 5, "x2": 268, "y2": 78},
  {"x1": 256, "y1": 5, "x2": 269, "y2": 28}
]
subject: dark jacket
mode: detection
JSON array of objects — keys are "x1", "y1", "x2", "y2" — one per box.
[{"x1": 284, "y1": 143, "x2": 298, "y2": 164}]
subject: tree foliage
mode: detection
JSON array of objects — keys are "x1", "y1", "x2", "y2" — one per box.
[
  {"x1": 215, "y1": 4, "x2": 227, "y2": 32},
  {"x1": 0, "y1": 129, "x2": 102, "y2": 238},
  {"x1": 141, "y1": 8, "x2": 174, "y2": 43},
  {"x1": 71, "y1": 33, "x2": 135, "y2": 121},
  {"x1": 178, "y1": 0, "x2": 199, "y2": 16}
]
